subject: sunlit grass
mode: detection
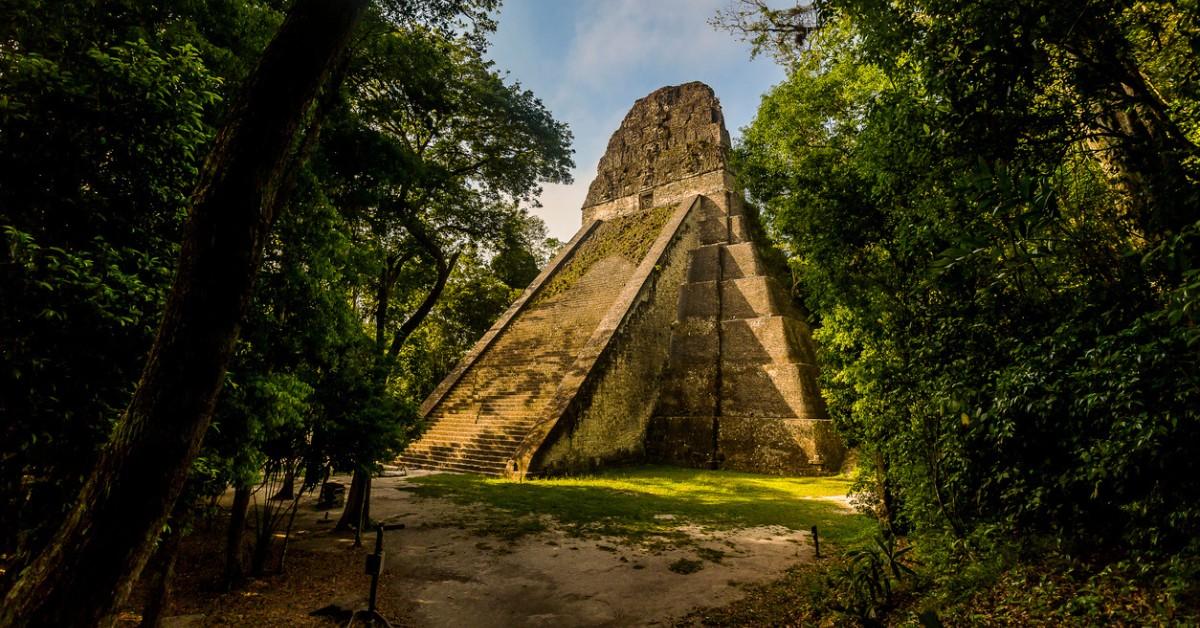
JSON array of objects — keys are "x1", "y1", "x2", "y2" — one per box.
[{"x1": 406, "y1": 465, "x2": 874, "y2": 547}]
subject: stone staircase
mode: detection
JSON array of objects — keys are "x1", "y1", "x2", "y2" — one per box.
[
  {"x1": 400, "y1": 82, "x2": 845, "y2": 478},
  {"x1": 648, "y1": 205, "x2": 841, "y2": 474},
  {"x1": 399, "y1": 242, "x2": 638, "y2": 475}
]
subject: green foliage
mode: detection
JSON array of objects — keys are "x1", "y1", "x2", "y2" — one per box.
[
  {"x1": 828, "y1": 533, "x2": 919, "y2": 623},
  {"x1": 322, "y1": 16, "x2": 572, "y2": 408},
  {"x1": 490, "y1": 213, "x2": 554, "y2": 290},
  {"x1": 0, "y1": 0, "x2": 548, "y2": 573},
  {"x1": 734, "y1": 0, "x2": 1200, "y2": 569},
  {"x1": 0, "y1": 9, "x2": 228, "y2": 558},
  {"x1": 393, "y1": 250, "x2": 520, "y2": 403}
]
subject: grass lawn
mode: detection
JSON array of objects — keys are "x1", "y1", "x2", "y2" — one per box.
[{"x1": 405, "y1": 465, "x2": 875, "y2": 547}]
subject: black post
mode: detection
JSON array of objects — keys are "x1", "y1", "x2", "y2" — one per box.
[
  {"x1": 368, "y1": 524, "x2": 384, "y2": 613},
  {"x1": 811, "y1": 525, "x2": 820, "y2": 559}
]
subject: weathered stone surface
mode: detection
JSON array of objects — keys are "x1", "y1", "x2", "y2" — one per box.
[
  {"x1": 728, "y1": 215, "x2": 750, "y2": 243},
  {"x1": 720, "y1": 276, "x2": 800, "y2": 320},
  {"x1": 645, "y1": 416, "x2": 716, "y2": 468},
  {"x1": 718, "y1": 418, "x2": 846, "y2": 475},
  {"x1": 686, "y1": 246, "x2": 722, "y2": 283},
  {"x1": 721, "y1": 364, "x2": 828, "y2": 420},
  {"x1": 401, "y1": 83, "x2": 844, "y2": 478},
  {"x1": 721, "y1": 242, "x2": 765, "y2": 280},
  {"x1": 721, "y1": 317, "x2": 818, "y2": 365},
  {"x1": 525, "y1": 197, "x2": 702, "y2": 475},
  {"x1": 678, "y1": 281, "x2": 719, "y2": 319},
  {"x1": 696, "y1": 197, "x2": 730, "y2": 245},
  {"x1": 583, "y1": 82, "x2": 730, "y2": 212}
]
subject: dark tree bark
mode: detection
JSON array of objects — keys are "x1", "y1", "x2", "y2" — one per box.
[
  {"x1": 382, "y1": 218, "x2": 462, "y2": 373},
  {"x1": 138, "y1": 501, "x2": 191, "y2": 628},
  {"x1": 336, "y1": 467, "x2": 371, "y2": 531},
  {"x1": 222, "y1": 485, "x2": 252, "y2": 590},
  {"x1": 384, "y1": 249, "x2": 460, "y2": 370},
  {"x1": 271, "y1": 468, "x2": 296, "y2": 501},
  {"x1": 1060, "y1": 19, "x2": 1199, "y2": 241},
  {"x1": 250, "y1": 524, "x2": 273, "y2": 578},
  {"x1": 338, "y1": 230, "x2": 459, "y2": 534},
  {"x1": 0, "y1": 2, "x2": 369, "y2": 624}
]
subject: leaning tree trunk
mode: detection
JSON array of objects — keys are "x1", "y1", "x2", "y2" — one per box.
[
  {"x1": 336, "y1": 240, "x2": 460, "y2": 533},
  {"x1": 0, "y1": 2, "x2": 368, "y2": 625}
]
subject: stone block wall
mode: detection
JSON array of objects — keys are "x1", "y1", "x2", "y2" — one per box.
[
  {"x1": 403, "y1": 82, "x2": 846, "y2": 479},
  {"x1": 526, "y1": 198, "x2": 702, "y2": 475}
]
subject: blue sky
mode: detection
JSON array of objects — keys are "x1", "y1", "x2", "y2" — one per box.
[{"x1": 485, "y1": 0, "x2": 786, "y2": 239}]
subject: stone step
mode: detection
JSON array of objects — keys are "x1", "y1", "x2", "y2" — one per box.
[
  {"x1": 721, "y1": 316, "x2": 818, "y2": 365},
  {"x1": 420, "y1": 414, "x2": 537, "y2": 427},
  {"x1": 420, "y1": 415, "x2": 539, "y2": 427},
  {"x1": 437, "y1": 405, "x2": 549, "y2": 417},
  {"x1": 412, "y1": 424, "x2": 531, "y2": 439},
  {"x1": 446, "y1": 381, "x2": 561, "y2": 394},
  {"x1": 464, "y1": 349, "x2": 576, "y2": 360},
  {"x1": 440, "y1": 382, "x2": 561, "y2": 396},
  {"x1": 411, "y1": 423, "x2": 532, "y2": 438},
  {"x1": 415, "y1": 422, "x2": 537, "y2": 438},
  {"x1": 406, "y1": 445, "x2": 513, "y2": 463},
  {"x1": 445, "y1": 394, "x2": 554, "y2": 404},
  {"x1": 434, "y1": 394, "x2": 539, "y2": 403},
  {"x1": 399, "y1": 453, "x2": 508, "y2": 475},
  {"x1": 721, "y1": 242, "x2": 764, "y2": 279},
  {"x1": 415, "y1": 427, "x2": 535, "y2": 442},
  {"x1": 458, "y1": 362, "x2": 570, "y2": 373},
  {"x1": 408, "y1": 436, "x2": 525, "y2": 452},
  {"x1": 720, "y1": 276, "x2": 800, "y2": 320},
  {"x1": 399, "y1": 459, "x2": 505, "y2": 476},
  {"x1": 720, "y1": 362, "x2": 828, "y2": 420},
  {"x1": 402, "y1": 444, "x2": 514, "y2": 462},
  {"x1": 439, "y1": 392, "x2": 555, "y2": 406},
  {"x1": 436, "y1": 405, "x2": 549, "y2": 420},
  {"x1": 687, "y1": 245, "x2": 723, "y2": 283},
  {"x1": 425, "y1": 410, "x2": 543, "y2": 420},
  {"x1": 677, "y1": 281, "x2": 718, "y2": 319}
]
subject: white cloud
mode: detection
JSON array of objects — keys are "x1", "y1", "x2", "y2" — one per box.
[{"x1": 565, "y1": 0, "x2": 732, "y2": 86}]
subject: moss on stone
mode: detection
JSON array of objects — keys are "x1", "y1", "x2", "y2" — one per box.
[{"x1": 533, "y1": 204, "x2": 676, "y2": 305}]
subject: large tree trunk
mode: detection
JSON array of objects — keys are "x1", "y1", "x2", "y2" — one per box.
[
  {"x1": 0, "y1": 2, "x2": 368, "y2": 625},
  {"x1": 138, "y1": 501, "x2": 191, "y2": 628},
  {"x1": 222, "y1": 485, "x2": 253, "y2": 590},
  {"x1": 1063, "y1": 20, "x2": 1199, "y2": 241},
  {"x1": 271, "y1": 467, "x2": 296, "y2": 501},
  {"x1": 336, "y1": 467, "x2": 371, "y2": 532}
]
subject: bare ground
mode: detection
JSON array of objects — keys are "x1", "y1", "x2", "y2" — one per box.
[{"x1": 130, "y1": 471, "x2": 834, "y2": 627}]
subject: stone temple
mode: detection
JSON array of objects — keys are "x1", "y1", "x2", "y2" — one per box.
[{"x1": 399, "y1": 82, "x2": 845, "y2": 478}]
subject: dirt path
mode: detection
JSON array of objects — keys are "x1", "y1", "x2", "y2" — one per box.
[
  {"x1": 150, "y1": 470, "x2": 835, "y2": 627},
  {"x1": 296, "y1": 472, "x2": 819, "y2": 627}
]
